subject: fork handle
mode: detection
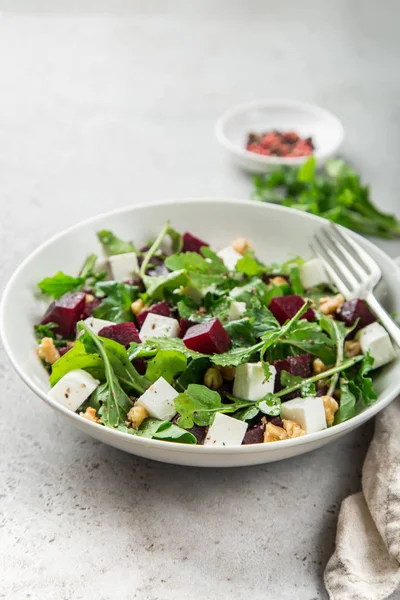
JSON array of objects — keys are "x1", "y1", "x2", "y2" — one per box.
[{"x1": 365, "y1": 292, "x2": 400, "y2": 349}]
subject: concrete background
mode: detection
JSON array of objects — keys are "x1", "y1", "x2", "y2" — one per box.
[{"x1": 0, "y1": 2, "x2": 399, "y2": 598}]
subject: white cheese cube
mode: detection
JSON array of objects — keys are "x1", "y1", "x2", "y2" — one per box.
[
  {"x1": 233, "y1": 362, "x2": 276, "y2": 401},
  {"x1": 280, "y1": 396, "x2": 327, "y2": 434},
  {"x1": 299, "y1": 258, "x2": 329, "y2": 289},
  {"x1": 228, "y1": 300, "x2": 247, "y2": 322},
  {"x1": 229, "y1": 287, "x2": 243, "y2": 299},
  {"x1": 204, "y1": 412, "x2": 248, "y2": 446},
  {"x1": 81, "y1": 317, "x2": 115, "y2": 336},
  {"x1": 139, "y1": 313, "x2": 180, "y2": 341},
  {"x1": 48, "y1": 369, "x2": 100, "y2": 412},
  {"x1": 137, "y1": 376, "x2": 179, "y2": 421},
  {"x1": 217, "y1": 246, "x2": 242, "y2": 271},
  {"x1": 109, "y1": 252, "x2": 139, "y2": 282},
  {"x1": 357, "y1": 322, "x2": 395, "y2": 369}
]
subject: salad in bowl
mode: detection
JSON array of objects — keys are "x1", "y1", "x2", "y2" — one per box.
[{"x1": 33, "y1": 221, "x2": 395, "y2": 448}]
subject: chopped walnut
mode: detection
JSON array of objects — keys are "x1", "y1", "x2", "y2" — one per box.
[
  {"x1": 318, "y1": 294, "x2": 345, "y2": 315},
  {"x1": 79, "y1": 406, "x2": 100, "y2": 423},
  {"x1": 264, "y1": 422, "x2": 289, "y2": 442},
  {"x1": 85, "y1": 293, "x2": 95, "y2": 304},
  {"x1": 37, "y1": 337, "x2": 60, "y2": 365},
  {"x1": 322, "y1": 395, "x2": 339, "y2": 427},
  {"x1": 127, "y1": 404, "x2": 149, "y2": 429},
  {"x1": 131, "y1": 299, "x2": 144, "y2": 316},
  {"x1": 218, "y1": 365, "x2": 236, "y2": 381},
  {"x1": 313, "y1": 358, "x2": 328, "y2": 375},
  {"x1": 282, "y1": 419, "x2": 305, "y2": 438},
  {"x1": 232, "y1": 237, "x2": 251, "y2": 255},
  {"x1": 270, "y1": 276, "x2": 287, "y2": 287},
  {"x1": 344, "y1": 340, "x2": 362, "y2": 358}
]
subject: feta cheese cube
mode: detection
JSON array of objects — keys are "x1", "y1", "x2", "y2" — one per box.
[
  {"x1": 137, "y1": 376, "x2": 179, "y2": 421},
  {"x1": 280, "y1": 396, "x2": 327, "y2": 434},
  {"x1": 217, "y1": 246, "x2": 242, "y2": 271},
  {"x1": 48, "y1": 369, "x2": 100, "y2": 412},
  {"x1": 139, "y1": 313, "x2": 180, "y2": 342},
  {"x1": 81, "y1": 317, "x2": 115, "y2": 336},
  {"x1": 228, "y1": 300, "x2": 247, "y2": 322},
  {"x1": 204, "y1": 412, "x2": 248, "y2": 446},
  {"x1": 233, "y1": 362, "x2": 276, "y2": 401},
  {"x1": 299, "y1": 258, "x2": 329, "y2": 289},
  {"x1": 109, "y1": 252, "x2": 139, "y2": 282},
  {"x1": 357, "y1": 322, "x2": 395, "y2": 369}
]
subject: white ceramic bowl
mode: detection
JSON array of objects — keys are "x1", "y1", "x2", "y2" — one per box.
[
  {"x1": 1, "y1": 199, "x2": 399, "y2": 468},
  {"x1": 215, "y1": 100, "x2": 344, "y2": 173}
]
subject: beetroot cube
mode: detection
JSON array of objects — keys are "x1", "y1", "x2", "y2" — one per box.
[
  {"x1": 242, "y1": 424, "x2": 265, "y2": 445},
  {"x1": 273, "y1": 353, "x2": 311, "y2": 393},
  {"x1": 136, "y1": 300, "x2": 171, "y2": 328},
  {"x1": 98, "y1": 322, "x2": 141, "y2": 347},
  {"x1": 269, "y1": 295, "x2": 315, "y2": 325},
  {"x1": 82, "y1": 295, "x2": 102, "y2": 319},
  {"x1": 132, "y1": 357, "x2": 147, "y2": 375},
  {"x1": 40, "y1": 292, "x2": 86, "y2": 338},
  {"x1": 58, "y1": 346, "x2": 72, "y2": 357},
  {"x1": 182, "y1": 232, "x2": 209, "y2": 254},
  {"x1": 337, "y1": 299, "x2": 376, "y2": 335},
  {"x1": 179, "y1": 318, "x2": 195, "y2": 338},
  {"x1": 183, "y1": 318, "x2": 230, "y2": 354}
]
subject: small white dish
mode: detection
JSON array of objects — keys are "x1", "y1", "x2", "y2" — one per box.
[
  {"x1": 1, "y1": 199, "x2": 399, "y2": 468},
  {"x1": 215, "y1": 100, "x2": 345, "y2": 173}
]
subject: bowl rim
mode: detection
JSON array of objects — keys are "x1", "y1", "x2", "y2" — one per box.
[
  {"x1": 1, "y1": 197, "x2": 399, "y2": 455},
  {"x1": 215, "y1": 99, "x2": 345, "y2": 166}
]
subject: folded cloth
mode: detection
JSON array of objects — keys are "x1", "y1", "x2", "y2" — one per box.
[{"x1": 325, "y1": 400, "x2": 400, "y2": 600}]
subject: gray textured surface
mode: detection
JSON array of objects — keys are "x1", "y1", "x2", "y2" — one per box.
[{"x1": 1, "y1": 2, "x2": 399, "y2": 599}]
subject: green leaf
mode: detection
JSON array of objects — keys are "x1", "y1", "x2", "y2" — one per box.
[
  {"x1": 210, "y1": 342, "x2": 263, "y2": 367},
  {"x1": 134, "y1": 419, "x2": 197, "y2": 444},
  {"x1": 356, "y1": 353, "x2": 377, "y2": 405},
  {"x1": 93, "y1": 281, "x2": 138, "y2": 322},
  {"x1": 176, "y1": 357, "x2": 210, "y2": 391},
  {"x1": 288, "y1": 266, "x2": 305, "y2": 295},
  {"x1": 244, "y1": 298, "x2": 280, "y2": 338},
  {"x1": 49, "y1": 340, "x2": 104, "y2": 386},
  {"x1": 224, "y1": 318, "x2": 257, "y2": 348},
  {"x1": 261, "y1": 300, "x2": 313, "y2": 353},
  {"x1": 145, "y1": 350, "x2": 187, "y2": 384},
  {"x1": 233, "y1": 405, "x2": 260, "y2": 421},
  {"x1": 281, "y1": 320, "x2": 336, "y2": 364},
  {"x1": 97, "y1": 230, "x2": 138, "y2": 255},
  {"x1": 128, "y1": 337, "x2": 205, "y2": 361},
  {"x1": 142, "y1": 270, "x2": 190, "y2": 300},
  {"x1": 280, "y1": 370, "x2": 316, "y2": 397},
  {"x1": 38, "y1": 271, "x2": 85, "y2": 299},
  {"x1": 165, "y1": 248, "x2": 229, "y2": 291},
  {"x1": 166, "y1": 226, "x2": 183, "y2": 254},
  {"x1": 175, "y1": 384, "x2": 223, "y2": 428},
  {"x1": 256, "y1": 394, "x2": 281, "y2": 416},
  {"x1": 334, "y1": 378, "x2": 356, "y2": 424},
  {"x1": 230, "y1": 278, "x2": 271, "y2": 305},
  {"x1": 297, "y1": 156, "x2": 316, "y2": 183},
  {"x1": 34, "y1": 322, "x2": 69, "y2": 347},
  {"x1": 236, "y1": 250, "x2": 269, "y2": 276}
]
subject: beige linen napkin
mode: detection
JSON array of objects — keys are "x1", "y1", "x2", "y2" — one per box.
[{"x1": 325, "y1": 400, "x2": 400, "y2": 599}]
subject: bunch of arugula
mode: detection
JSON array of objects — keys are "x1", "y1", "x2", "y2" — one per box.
[{"x1": 253, "y1": 157, "x2": 400, "y2": 238}]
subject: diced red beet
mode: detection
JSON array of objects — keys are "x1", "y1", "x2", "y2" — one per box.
[
  {"x1": 269, "y1": 295, "x2": 315, "y2": 325},
  {"x1": 183, "y1": 318, "x2": 231, "y2": 354},
  {"x1": 242, "y1": 424, "x2": 265, "y2": 445},
  {"x1": 269, "y1": 416, "x2": 284, "y2": 428},
  {"x1": 58, "y1": 346, "x2": 72, "y2": 357},
  {"x1": 182, "y1": 232, "x2": 209, "y2": 254},
  {"x1": 40, "y1": 292, "x2": 86, "y2": 338},
  {"x1": 179, "y1": 318, "x2": 195, "y2": 338},
  {"x1": 132, "y1": 357, "x2": 147, "y2": 375},
  {"x1": 98, "y1": 322, "x2": 141, "y2": 347},
  {"x1": 82, "y1": 296, "x2": 102, "y2": 319},
  {"x1": 273, "y1": 354, "x2": 311, "y2": 394},
  {"x1": 337, "y1": 299, "x2": 376, "y2": 335},
  {"x1": 136, "y1": 300, "x2": 171, "y2": 328}
]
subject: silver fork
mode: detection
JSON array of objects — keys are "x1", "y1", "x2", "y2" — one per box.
[{"x1": 311, "y1": 222, "x2": 400, "y2": 348}]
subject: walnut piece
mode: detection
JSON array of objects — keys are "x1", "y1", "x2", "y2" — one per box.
[
  {"x1": 344, "y1": 340, "x2": 362, "y2": 358},
  {"x1": 318, "y1": 294, "x2": 345, "y2": 315},
  {"x1": 270, "y1": 276, "x2": 287, "y2": 287},
  {"x1": 204, "y1": 367, "x2": 223, "y2": 390},
  {"x1": 131, "y1": 299, "x2": 144, "y2": 316},
  {"x1": 313, "y1": 358, "x2": 327, "y2": 375},
  {"x1": 264, "y1": 422, "x2": 289, "y2": 442},
  {"x1": 79, "y1": 406, "x2": 100, "y2": 424},
  {"x1": 232, "y1": 237, "x2": 251, "y2": 255},
  {"x1": 127, "y1": 405, "x2": 149, "y2": 429},
  {"x1": 85, "y1": 293, "x2": 95, "y2": 304},
  {"x1": 282, "y1": 419, "x2": 305, "y2": 438},
  {"x1": 37, "y1": 337, "x2": 60, "y2": 365},
  {"x1": 322, "y1": 395, "x2": 339, "y2": 427}
]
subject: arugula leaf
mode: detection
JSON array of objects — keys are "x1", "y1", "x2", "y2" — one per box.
[
  {"x1": 128, "y1": 337, "x2": 205, "y2": 361},
  {"x1": 118, "y1": 419, "x2": 197, "y2": 444},
  {"x1": 224, "y1": 318, "x2": 256, "y2": 348},
  {"x1": 355, "y1": 353, "x2": 377, "y2": 405},
  {"x1": 97, "y1": 230, "x2": 138, "y2": 255},
  {"x1": 230, "y1": 278, "x2": 271, "y2": 305},
  {"x1": 145, "y1": 350, "x2": 187, "y2": 384},
  {"x1": 93, "y1": 281, "x2": 138, "y2": 322},
  {"x1": 165, "y1": 248, "x2": 229, "y2": 291},
  {"x1": 236, "y1": 250, "x2": 269, "y2": 276},
  {"x1": 38, "y1": 271, "x2": 85, "y2": 299},
  {"x1": 289, "y1": 266, "x2": 305, "y2": 295},
  {"x1": 142, "y1": 270, "x2": 190, "y2": 300},
  {"x1": 245, "y1": 298, "x2": 280, "y2": 338},
  {"x1": 280, "y1": 370, "x2": 316, "y2": 397},
  {"x1": 256, "y1": 394, "x2": 282, "y2": 416},
  {"x1": 334, "y1": 378, "x2": 356, "y2": 424},
  {"x1": 50, "y1": 339, "x2": 104, "y2": 386},
  {"x1": 34, "y1": 323, "x2": 69, "y2": 348},
  {"x1": 176, "y1": 357, "x2": 210, "y2": 391},
  {"x1": 233, "y1": 405, "x2": 260, "y2": 421},
  {"x1": 280, "y1": 320, "x2": 336, "y2": 364},
  {"x1": 210, "y1": 342, "x2": 263, "y2": 367}
]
